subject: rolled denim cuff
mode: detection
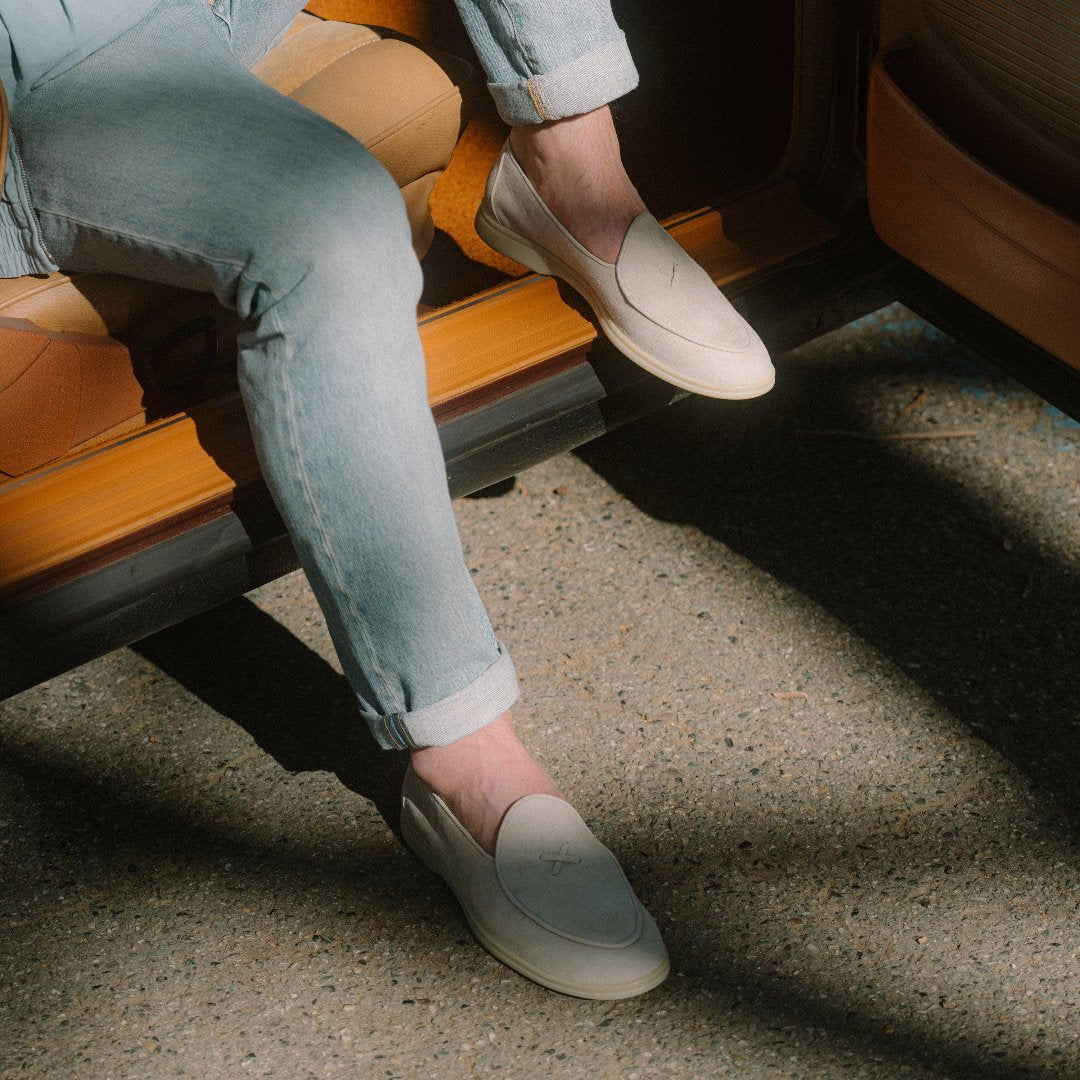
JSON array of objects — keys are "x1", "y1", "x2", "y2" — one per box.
[
  {"x1": 488, "y1": 33, "x2": 638, "y2": 126},
  {"x1": 372, "y1": 642, "x2": 519, "y2": 750}
]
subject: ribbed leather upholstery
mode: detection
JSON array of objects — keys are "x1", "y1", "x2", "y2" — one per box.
[
  {"x1": 250, "y1": 13, "x2": 382, "y2": 96},
  {"x1": 922, "y1": 0, "x2": 1079, "y2": 156},
  {"x1": 908, "y1": 1, "x2": 1080, "y2": 218},
  {"x1": 868, "y1": 22, "x2": 1080, "y2": 371}
]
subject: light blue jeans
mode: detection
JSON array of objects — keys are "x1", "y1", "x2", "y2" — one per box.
[{"x1": 9, "y1": 0, "x2": 637, "y2": 749}]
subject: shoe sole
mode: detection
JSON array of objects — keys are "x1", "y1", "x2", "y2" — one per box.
[
  {"x1": 476, "y1": 207, "x2": 775, "y2": 401},
  {"x1": 401, "y1": 807, "x2": 670, "y2": 1000}
]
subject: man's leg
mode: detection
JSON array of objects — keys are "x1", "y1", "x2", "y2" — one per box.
[
  {"x1": 453, "y1": 0, "x2": 643, "y2": 259},
  {"x1": 12, "y1": 0, "x2": 670, "y2": 997},
  {"x1": 456, "y1": 0, "x2": 773, "y2": 400},
  {"x1": 508, "y1": 107, "x2": 646, "y2": 263},
  {"x1": 13, "y1": 0, "x2": 553, "y2": 848}
]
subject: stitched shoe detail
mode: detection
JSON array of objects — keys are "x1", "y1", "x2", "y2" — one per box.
[
  {"x1": 615, "y1": 214, "x2": 752, "y2": 352},
  {"x1": 475, "y1": 142, "x2": 774, "y2": 400},
  {"x1": 400, "y1": 766, "x2": 669, "y2": 999},
  {"x1": 495, "y1": 795, "x2": 641, "y2": 948}
]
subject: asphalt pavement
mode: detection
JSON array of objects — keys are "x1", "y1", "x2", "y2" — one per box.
[{"x1": 2, "y1": 305, "x2": 1078, "y2": 1079}]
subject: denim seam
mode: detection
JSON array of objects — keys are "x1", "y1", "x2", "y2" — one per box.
[
  {"x1": 33, "y1": 208, "x2": 249, "y2": 274},
  {"x1": 382, "y1": 713, "x2": 414, "y2": 750},
  {"x1": 264, "y1": 295, "x2": 404, "y2": 718},
  {"x1": 36, "y1": 208, "x2": 407, "y2": 720},
  {"x1": 525, "y1": 81, "x2": 551, "y2": 122},
  {"x1": 208, "y1": 0, "x2": 233, "y2": 37},
  {"x1": 495, "y1": 1, "x2": 531, "y2": 73},
  {"x1": 7, "y1": 136, "x2": 59, "y2": 270}
]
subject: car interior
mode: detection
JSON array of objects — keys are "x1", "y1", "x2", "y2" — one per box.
[
  {"x1": 869, "y1": 0, "x2": 1079, "y2": 372},
  {"x1": 1, "y1": 0, "x2": 1077, "y2": 697}
]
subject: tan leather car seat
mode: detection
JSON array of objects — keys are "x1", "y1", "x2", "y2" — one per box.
[
  {"x1": 0, "y1": 13, "x2": 470, "y2": 478},
  {"x1": 867, "y1": 1, "x2": 1080, "y2": 370}
]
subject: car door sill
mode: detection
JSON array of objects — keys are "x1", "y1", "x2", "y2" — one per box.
[{"x1": 0, "y1": 182, "x2": 899, "y2": 698}]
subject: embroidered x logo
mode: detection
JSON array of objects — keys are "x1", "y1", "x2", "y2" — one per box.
[{"x1": 539, "y1": 842, "x2": 581, "y2": 876}]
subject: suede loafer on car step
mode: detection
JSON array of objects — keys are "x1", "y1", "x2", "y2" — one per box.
[
  {"x1": 400, "y1": 766, "x2": 669, "y2": 999},
  {"x1": 475, "y1": 142, "x2": 775, "y2": 400}
]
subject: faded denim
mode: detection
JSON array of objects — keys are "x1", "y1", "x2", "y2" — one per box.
[
  {"x1": 452, "y1": 0, "x2": 638, "y2": 124},
  {"x1": 8, "y1": 0, "x2": 635, "y2": 748}
]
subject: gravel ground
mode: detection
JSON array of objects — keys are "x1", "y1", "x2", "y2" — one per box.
[{"x1": 2, "y1": 305, "x2": 1078, "y2": 1079}]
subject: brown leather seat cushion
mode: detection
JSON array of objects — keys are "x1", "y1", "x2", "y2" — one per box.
[{"x1": 0, "y1": 14, "x2": 470, "y2": 477}]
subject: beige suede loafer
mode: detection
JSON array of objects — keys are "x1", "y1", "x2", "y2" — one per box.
[
  {"x1": 400, "y1": 766, "x2": 669, "y2": 999},
  {"x1": 475, "y1": 141, "x2": 775, "y2": 400}
]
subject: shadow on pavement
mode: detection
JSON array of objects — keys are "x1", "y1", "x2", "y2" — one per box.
[
  {"x1": 1, "y1": 689, "x2": 1056, "y2": 1080},
  {"x1": 5, "y1": 319, "x2": 1073, "y2": 1078},
  {"x1": 576, "y1": 331, "x2": 1080, "y2": 824},
  {"x1": 132, "y1": 600, "x2": 408, "y2": 838}
]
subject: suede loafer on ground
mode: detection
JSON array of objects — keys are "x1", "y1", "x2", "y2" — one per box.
[
  {"x1": 475, "y1": 141, "x2": 775, "y2": 400},
  {"x1": 400, "y1": 765, "x2": 669, "y2": 999}
]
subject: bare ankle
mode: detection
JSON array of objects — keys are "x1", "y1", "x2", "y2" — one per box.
[
  {"x1": 409, "y1": 712, "x2": 561, "y2": 854},
  {"x1": 509, "y1": 107, "x2": 646, "y2": 263}
]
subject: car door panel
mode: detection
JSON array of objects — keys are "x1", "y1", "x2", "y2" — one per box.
[{"x1": 867, "y1": 1, "x2": 1080, "y2": 370}]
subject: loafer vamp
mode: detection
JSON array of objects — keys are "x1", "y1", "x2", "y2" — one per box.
[
  {"x1": 495, "y1": 795, "x2": 641, "y2": 947},
  {"x1": 401, "y1": 768, "x2": 669, "y2": 998},
  {"x1": 477, "y1": 143, "x2": 774, "y2": 397},
  {"x1": 615, "y1": 214, "x2": 751, "y2": 353},
  {"x1": 588, "y1": 272, "x2": 774, "y2": 391}
]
